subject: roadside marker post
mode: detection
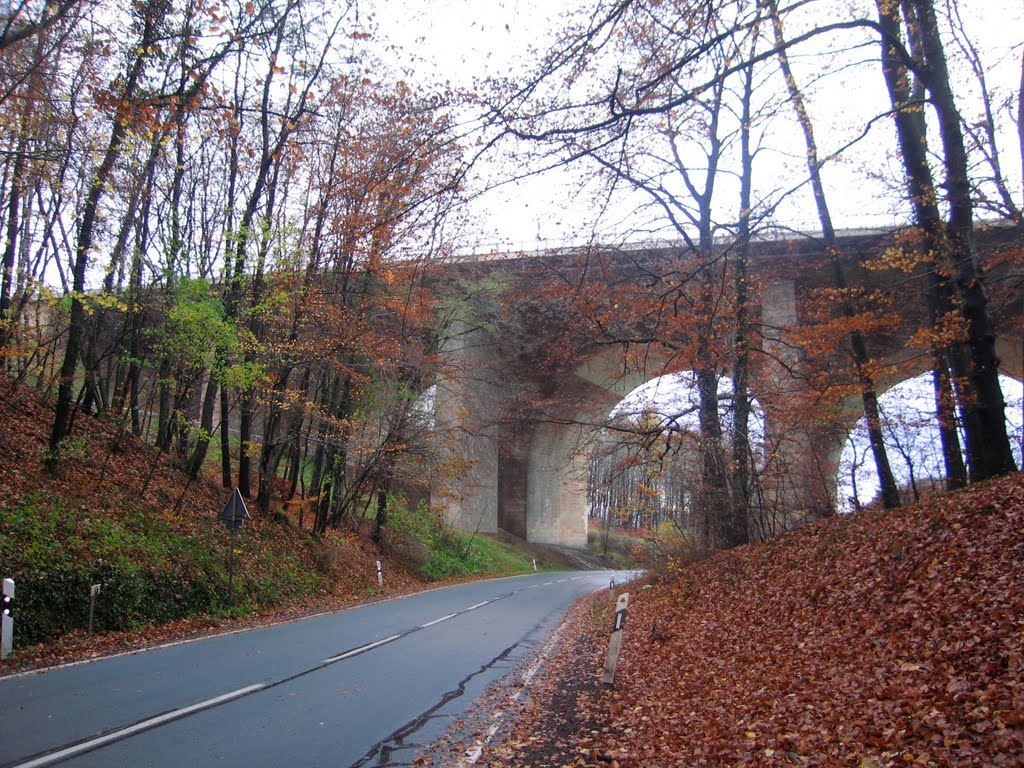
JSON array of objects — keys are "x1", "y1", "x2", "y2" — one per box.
[
  {"x1": 601, "y1": 591, "x2": 629, "y2": 687},
  {"x1": 376, "y1": 560, "x2": 383, "y2": 588},
  {"x1": 219, "y1": 488, "x2": 250, "y2": 608},
  {"x1": 532, "y1": 558, "x2": 537, "y2": 571},
  {"x1": 88, "y1": 583, "x2": 102, "y2": 634},
  {"x1": 1, "y1": 578, "x2": 13, "y2": 660}
]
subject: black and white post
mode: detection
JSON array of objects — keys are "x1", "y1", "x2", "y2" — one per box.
[
  {"x1": 2, "y1": 577, "x2": 14, "y2": 660},
  {"x1": 88, "y1": 584, "x2": 102, "y2": 634},
  {"x1": 376, "y1": 560, "x2": 383, "y2": 589},
  {"x1": 602, "y1": 591, "x2": 630, "y2": 687}
]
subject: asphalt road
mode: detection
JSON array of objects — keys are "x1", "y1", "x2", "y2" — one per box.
[{"x1": 0, "y1": 570, "x2": 633, "y2": 768}]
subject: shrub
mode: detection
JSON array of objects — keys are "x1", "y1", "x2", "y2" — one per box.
[
  {"x1": 0, "y1": 494, "x2": 225, "y2": 646},
  {"x1": 646, "y1": 521, "x2": 709, "y2": 578}
]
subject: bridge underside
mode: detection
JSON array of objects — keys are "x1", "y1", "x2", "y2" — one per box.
[
  {"x1": 431, "y1": 229, "x2": 1023, "y2": 548},
  {"x1": 435, "y1": 399, "x2": 592, "y2": 548}
]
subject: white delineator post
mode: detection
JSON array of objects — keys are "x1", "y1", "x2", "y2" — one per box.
[
  {"x1": 376, "y1": 560, "x2": 383, "y2": 588},
  {"x1": 601, "y1": 591, "x2": 629, "y2": 687},
  {"x1": 2, "y1": 577, "x2": 14, "y2": 660},
  {"x1": 88, "y1": 584, "x2": 102, "y2": 634}
]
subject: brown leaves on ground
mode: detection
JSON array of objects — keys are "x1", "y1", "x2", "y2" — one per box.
[{"x1": 480, "y1": 473, "x2": 1024, "y2": 768}]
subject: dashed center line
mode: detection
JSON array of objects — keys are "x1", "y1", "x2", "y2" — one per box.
[
  {"x1": 323, "y1": 634, "x2": 402, "y2": 664},
  {"x1": 10, "y1": 573, "x2": 624, "y2": 768},
  {"x1": 11, "y1": 684, "x2": 267, "y2": 768}
]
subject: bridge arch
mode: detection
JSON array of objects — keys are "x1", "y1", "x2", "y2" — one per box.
[
  {"x1": 431, "y1": 227, "x2": 1023, "y2": 547},
  {"x1": 435, "y1": 328, "x2": 790, "y2": 547},
  {"x1": 836, "y1": 371, "x2": 1024, "y2": 511}
]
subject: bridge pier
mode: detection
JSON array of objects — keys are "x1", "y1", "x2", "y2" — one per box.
[
  {"x1": 434, "y1": 321, "x2": 500, "y2": 535},
  {"x1": 525, "y1": 422, "x2": 590, "y2": 547}
]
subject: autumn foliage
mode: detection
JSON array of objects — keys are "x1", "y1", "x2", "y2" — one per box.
[
  {"x1": 478, "y1": 472, "x2": 1024, "y2": 767},
  {"x1": 0, "y1": 373, "x2": 428, "y2": 661}
]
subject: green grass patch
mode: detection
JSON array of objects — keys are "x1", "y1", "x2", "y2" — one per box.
[
  {"x1": 383, "y1": 496, "x2": 559, "y2": 580},
  {"x1": 588, "y1": 524, "x2": 646, "y2": 569}
]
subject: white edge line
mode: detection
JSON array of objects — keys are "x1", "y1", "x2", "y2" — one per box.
[
  {"x1": 420, "y1": 613, "x2": 458, "y2": 629},
  {"x1": 12, "y1": 683, "x2": 266, "y2": 768},
  {"x1": 1, "y1": 572, "x2": 610, "y2": 681},
  {"x1": 456, "y1": 614, "x2": 573, "y2": 766},
  {"x1": 323, "y1": 634, "x2": 401, "y2": 664}
]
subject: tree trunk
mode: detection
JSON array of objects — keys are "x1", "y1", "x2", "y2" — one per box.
[
  {"x1": 904, "y1": 0, "x2": 1016, "y2": 478},
  {"x1": 770, "y1": 0, "x2": 900, "y2": 509},
  {"x1": 49, "y1": 119, "x2": 128, "y2": 452},
  {"x1": 931, "y1": 360, "x2": 967, "y2": 489},
  {"x1": 728, "y1": 36, "x2": 757, "y2": 549},
  {"x1": 238, "y1": 388, "x2": 254, "y2": 498},
  {"x1": 48, "y1": 0, "x2": 166, "y2": 453},
  {"x1": 188, "y1": 371, "x2": 218, "y2": 479},
  {"x1": 219, "y1": 383, "x2": 233, "y2": 488},
  {"x1": 878, "y1": 0, "x2": 1015, "y2": 483}
]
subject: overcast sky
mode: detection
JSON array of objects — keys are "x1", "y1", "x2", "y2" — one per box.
[{"x1": 365, "y1": 0, "x2": 1023, "y2": 251}]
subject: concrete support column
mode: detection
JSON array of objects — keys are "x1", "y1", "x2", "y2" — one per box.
[
  {"x1": 759, "y1": 278, "x2": 837, "y2": 518},
  {"x1": 526, "y1": 422, "x2": 589, "y2": 547},
  {"x1": 434, "y1": 321, "x2": 499, "y2": 534},
  {"x1": 762, "y1": 279, "x2": 798, "y2": 372},
  {"x1": 498, "y1": 432, "x2": 529, "y2": 539}
]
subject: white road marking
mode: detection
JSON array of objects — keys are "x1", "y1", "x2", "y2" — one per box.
[
  {"x1": 420, "y1": 613, "x2": 458, "y2": 628},
  {"x1": 12, "y1": 683, "x2": 266, "y2": 768},
  {"x1": 323, "y1": 634, "x2": 401, "y2": 664},
  {"x1": 464, "y1": 600, "x2": 491, "y2": 612},
  {"x1": 457, "y1": 614, "x2": 573, "y2": 766}
]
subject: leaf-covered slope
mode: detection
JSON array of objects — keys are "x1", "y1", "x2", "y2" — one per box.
[
  {"x1": 0, "y1": 377, "x2": 425, "y2": 660},
  {"x1": 486, "y1": 472, "x2": 1023, "y2": 768}
]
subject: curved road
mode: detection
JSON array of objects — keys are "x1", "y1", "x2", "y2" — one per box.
[{"x1": 0, "y1": 570, "x2": 632, "y2": 768}]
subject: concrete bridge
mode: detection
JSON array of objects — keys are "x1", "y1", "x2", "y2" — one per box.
[{"x1": 431, "y1": 226, "x2": 1024, "y2": 547}]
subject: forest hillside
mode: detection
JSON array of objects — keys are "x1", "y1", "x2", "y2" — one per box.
[{"x1": 479, "y1": 471, "x2": 1024, "y2": 767}]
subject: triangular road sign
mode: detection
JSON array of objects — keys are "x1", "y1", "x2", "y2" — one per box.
[{"x1": 220, "y1": 487, "x2": 251, "y2": 531}]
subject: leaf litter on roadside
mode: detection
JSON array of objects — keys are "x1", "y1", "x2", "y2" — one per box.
[{"x1": 445, "y1": 473, "x2": 1023, "y2": 768}]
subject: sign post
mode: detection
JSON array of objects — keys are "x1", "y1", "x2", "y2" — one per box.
[
  {"x1": 601, "y1": 591, "x2": 630, "y2": 687},
  {"x1": 1, "y1": 578, "x2": 13, "y2": 660},
  {"x1": 220, "y1": 488, "x2": 250, "y2": 608},
  {"x1": 88, "y1": 584, "x2": 102, "y2": 634}
]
